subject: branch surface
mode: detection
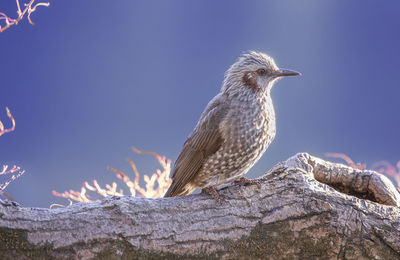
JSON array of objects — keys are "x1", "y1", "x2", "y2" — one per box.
[{"x1": 1, "y1": 153, "x2": 400, "y2": 259}]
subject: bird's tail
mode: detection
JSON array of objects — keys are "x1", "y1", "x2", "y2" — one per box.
[{"x1": 163, "y1": 188, "x2": 176, "y2": 198}]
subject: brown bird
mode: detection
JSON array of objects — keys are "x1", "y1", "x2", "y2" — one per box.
[{"x1": 164, "y1": 51, "x2": 300, "y2": 199}]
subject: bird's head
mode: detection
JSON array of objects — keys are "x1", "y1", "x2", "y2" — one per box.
[{"x1": 222, "y1": 51, "x2": 300, "y2": 96}]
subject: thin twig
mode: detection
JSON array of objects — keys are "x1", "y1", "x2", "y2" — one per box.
[
  {"x1": 0, "y1": 107, "x2": 16, "y2": 136},
  {"x1": 0, "y1": 0, "x2": 49, "y2": 32}
]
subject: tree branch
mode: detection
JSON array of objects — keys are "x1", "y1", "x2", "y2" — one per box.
[{"x1": 1, "y1": 153, "x2": 399, "y2": 259}]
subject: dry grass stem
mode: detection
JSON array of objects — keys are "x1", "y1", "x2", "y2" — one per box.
[{"x1": 52, "y1": 147, "x2": 172, "y2": 203}]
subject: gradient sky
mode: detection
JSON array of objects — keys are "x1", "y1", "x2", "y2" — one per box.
[{"x1": 1, "y1": 0, "x2": 399, "y2": 208}]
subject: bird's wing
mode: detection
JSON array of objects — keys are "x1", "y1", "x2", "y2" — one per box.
[{"x1": 165, "y1": 94, "x2": 228, "y2": 197}]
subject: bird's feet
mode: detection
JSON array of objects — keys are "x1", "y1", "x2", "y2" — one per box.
[
  {"x1": 201, "y1": 186, "x2": 226, "y2": 203},
  {"x1": 232, "y1": 177, "x2": 261, "y2": 186}
]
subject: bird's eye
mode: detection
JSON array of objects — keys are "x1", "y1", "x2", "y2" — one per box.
[{"x1": 257, "y1": 68, "x2": 266, "y2": 75}]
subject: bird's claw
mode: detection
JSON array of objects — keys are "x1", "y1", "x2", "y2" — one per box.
[
  {"x1": 233, "y1": 177, "x2": 261, "y2": 186},
  {"x1": 201, "y1": 186, "x2": 227, "y2": 203}
]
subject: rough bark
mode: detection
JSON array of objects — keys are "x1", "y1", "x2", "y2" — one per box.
[{"x1": 1, "y1": 153, "x2": 400, "y2": 260}]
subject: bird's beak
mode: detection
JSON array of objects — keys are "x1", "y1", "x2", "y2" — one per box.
[{"x1": 274, "y1": 69, "x2": 301, "y2": 77}]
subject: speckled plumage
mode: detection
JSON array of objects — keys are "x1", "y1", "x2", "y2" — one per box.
[{"x1": 164, "y1": 51, "x2": 300, "y2": 197}]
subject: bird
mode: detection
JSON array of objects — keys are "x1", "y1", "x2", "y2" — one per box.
[{"x1": 164, "y1": 51, "x2": 300, "y2": 199}]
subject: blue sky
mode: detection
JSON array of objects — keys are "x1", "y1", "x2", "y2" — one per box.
[{"x1": 1, "y1": 0, "x2": 399, "y2": 207}]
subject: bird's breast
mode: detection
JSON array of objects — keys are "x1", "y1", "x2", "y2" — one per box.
[
  {"x1": 217, "y1": 95, "x2": 276, "y2": 167},
  {"x1": 223, "y1": 95, "x2": 276, "y2": 147},
  {"x1": 195, "y1": 95, "x2": 277, "y2": 188}
]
